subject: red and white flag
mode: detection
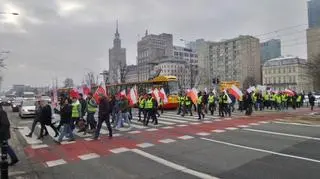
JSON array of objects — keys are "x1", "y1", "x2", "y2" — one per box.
[
  {"x1": 159, "y1": 88, "x2": 168, "y2": 104},
  {"x1": 120, "y1": 89, "x2": 126, "y2": 96},
  {"x1": 129, "y1": 86, "x2": 138, "y2": 105},
  {"x1": 187, "y1": 88, "x2": 198, "y2": 105},
  {"x1": 228, "y1": 85, "x2": 243, "y2": 100},
  {"x1": 93, "y1": 86, "x2": 106, "y2": 104},
  {"x1": 70, "y1": 87, "x2": 80, "y2": 99},
  {"x1": 283, "y1": 89, "x2": 295, "y2": 96},
  {"x1": 152, "y1": 88, "x2": 161, "y2": 103}
]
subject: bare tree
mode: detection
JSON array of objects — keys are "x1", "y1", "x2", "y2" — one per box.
[
  {"x1": 119, "y1": 62, "x2": 128, "y2": 83},
  {"x1": 63, "y1": 78, "x2": 74, "y2": 88},
  {"x1": 243, "y1": 76, "x2": 257, "y2": 90},
  {"x1": 304, "y1": 54, "x2": 320, "y2": 91},
  {"x1": 85, "y1": 72, "x2": 97, "y2": 86}
]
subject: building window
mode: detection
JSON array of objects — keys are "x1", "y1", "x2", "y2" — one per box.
[
  {"x1": 278, "y1": 68, "x2": 280, "y2": 73},
  {"x1": 293, "y1": 67, "x2": 296, "y2": 72},
  {"x1": 289, "y1": 67, "x2": 291, "y2": 73},
  {"x1": 293, "y1": 76, "x2": 296, "y2": 82}
]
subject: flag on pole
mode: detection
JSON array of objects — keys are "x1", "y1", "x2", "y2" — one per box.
[
  {"x1": 224, "y1": 90, "x2": 232, "y2": 104},
  {"x1": 152, "y1": 88, "x2": 161, "y2": 103},
  {"x1": 93, "y1": 86, "x2": 106, "y2": 104},
  {"x1": 129, "y1": 87, "x2": 138, "y2": 105},
  {"x1": 187, "y1": 88, "x2": 198, "y2": 105},
  {"x1": 228, "y1": 85, "x2": 243, "y2": 100},
  {"x1": 120, "y1": 89, "x2": 126, "y2": 96},
  {"x1": 159, "y1": 88, "x2": 168, "y2": 104},
  {"x1": 52, "y1": 87, "x2": 58, "y2": 108}
]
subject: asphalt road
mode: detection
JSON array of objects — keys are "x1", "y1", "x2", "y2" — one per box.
[{"x1": 4, "y1": 106, "x2": 320, "y2": 179}]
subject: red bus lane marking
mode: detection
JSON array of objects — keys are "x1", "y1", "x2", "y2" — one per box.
[{"x1": 24, "y1": 147, "x2": 62, "y2": 165}]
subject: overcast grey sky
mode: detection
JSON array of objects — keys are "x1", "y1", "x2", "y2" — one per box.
[{"x1": 0, "y1": 0, "x2": 308, "y2": 90}]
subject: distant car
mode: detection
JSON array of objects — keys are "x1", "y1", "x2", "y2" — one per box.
[
  {"x1": 41, "y1": 96, "x2": 52, "y2": 103},
  {"x1": 11, "y1": 97, "x2": 23, "y2": 112},
  {"x1": 19, "y1": 99, "x2": 36, "y2": 118}
]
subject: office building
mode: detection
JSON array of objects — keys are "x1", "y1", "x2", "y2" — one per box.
[{"x1": 260, "y1": 39, "x2": 281, "y2": 64}]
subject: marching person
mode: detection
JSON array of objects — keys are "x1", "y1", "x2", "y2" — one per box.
[
  {"x1": 77, "y1": 94, "x2": 87, "y2": 133},
  {"x1": 177, "y1": 92, "x2": 183, "y2": 115},
  {"x1": 222, "y1": 92, "x2": 231, "y2": 117},
  {"x1": 55, "y1": 98, "x2": 75, "y2": 144},
  {"x1": 197, "y1": 92, "x2": 205, "y2": 120},
  {"x1": 309, "y1": 93, "x2": 316, "y2": 111},
  {"x1": 144, "y1": 94, "x2": 156, "y2": 126},
  {"x1": 0, "y1": 104, "x2": 19, "y2": 166},
  {"x1": 208, "y1": 92, "x2": 215, "y2": 115},
  {"x1": 138, "y1": 94, "x2": 146, "y2": 121},
  {"x1": 218, "y1": 93, "x2": 225, "y2": 117},
  {"x1": 70, "y1": 97, "x2": 81, "y2": 131},
  {"x1": 26, "y1": 100, "x2": 47, "y2": 137},
  {"x1": 39, "y1": 100, "x2": 59, "y2": 139},
  {"x1": 93, "y1": 95, "x2": 112, "y2": 139},
  {"x1": 159, "y1": 98, "x2": 164, "y2": 114},
  {"x1": 85, "y1": 92, "x2": 98, "y2": 134},
  {"x1": 183, "y1": 95, "x2": 193, "y2": 116}
]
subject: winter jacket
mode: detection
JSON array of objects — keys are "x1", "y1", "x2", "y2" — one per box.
[{"x1": 0, "y1": 109, "x2": 10, "y2": 141}]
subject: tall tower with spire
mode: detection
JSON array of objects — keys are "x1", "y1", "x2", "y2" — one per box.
[{"x1": 109, "y1": 21, "x2": 127, "y2": 84}]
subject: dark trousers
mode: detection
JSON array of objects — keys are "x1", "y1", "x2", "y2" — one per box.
[
  {"x1": 197, "y1": 105, "x2": 204, "y2": 119},
  {"x1": 29, "y1": 118, "x2": 41, "y2": 135},
  {"x1": 95, "y1": 115, "x2": 112, "y2": 138},
  {"x1": 152, "y1": 109, "x2": 158, "y2": 125},
  {"x1": 71, "y1": 117, "x2": 79, "y2": 131},
  {"x1": 182, "y1": 105, "x2": 192, "y2": 116},
  {"x1": 40, "y1": 123, "x2": 58, "y2": 137},
  {"x1": 86, "y1": 112, "x2": 96, "y2": 130},
  {"x1": 209, "y1": 103, "x2": 215, "y2": 115},
  {"x1": 138, "y1": 108, "x2": 144, "y2": 121},
  {"x1": 245, "y1": 103, "x2": 253, "y2": 115},
  {"x1": 159, "y1": 105, "x2": 164, "y2": 114},
  {"x1": 219, "y1": 103, "x2": 224, "y2": 117},
  {"x1": 128, "y1": 108, "x2": 133, "y2": 120},
  {"x1": 224, "y1": 104, "x2": 231, "y2": 117},
  {"x1": 177, "y1": 104, "x2": 182, "y2": 114},
  {"x1": 144, "y1": 109, "x2": 155, "y2": 126},
  {"x1": 1, "y1": 143, "x2": 18, "y2": 162}
]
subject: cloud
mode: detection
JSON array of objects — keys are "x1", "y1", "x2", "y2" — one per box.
[{"x1": 0, "y1": 0, "x2": 309, "y2": 90}]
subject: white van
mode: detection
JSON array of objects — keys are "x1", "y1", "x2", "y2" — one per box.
[{"x1": 23, "y1": 92, "x2": 36, "y2": 100}]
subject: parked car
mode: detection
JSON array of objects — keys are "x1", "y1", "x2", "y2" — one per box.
[
  {"x1": 19, "y1": 99, "x2": 36, "y2": 118},
  {"x1": 11, "y1": 97, "x2": 23, "y2": 112}
]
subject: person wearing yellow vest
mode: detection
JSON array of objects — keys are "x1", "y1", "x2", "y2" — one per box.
[
  {"x1": 144, "y1": 94, "x2": 156, "y2": 126},
  {"x1": 138, "y1": 95, "x2": 146, "y2": 121},
  {"x1": 182, "y1": 93, "x2": 191, "y2": 117},
  {"x1": 218, "y1": 93, "x2": 224, "y2": 117},
  {"x1": 208, "y1": 92, "x2": 216, "y2": 115},
  {"x1": 85, "y1": 92, "x2": 97, "y2": 134},
  {"x1": 238, "y1": 94, "x2": 244, "y2": 112},
  {"x1": 296, "y1": 94, "x2": 302, "y2": 108},
  {"x1": 184, "y1": 95, "x2": 193, "y2": 116},
  {"x1": 177, "y1": 92, "x2": 183, "y2": 115},
  {"x1": 276, "y1": 93, "x2": 282, "y2": 111},
  {"x1": 282, "y1": 93, "x2": 288, "y2": 110},
  {"x1": 71, "y1": 97, "x2": 82, "y2": 131},
  {"x1": 222, "y1": 92, "x2": 230, "y2": 117},
  {"x1": 197, "y1": 92, "x2": 205, "y2": 120},
  {"x1": 270, "y1": 93, "x2": 276, "y2": 110}
]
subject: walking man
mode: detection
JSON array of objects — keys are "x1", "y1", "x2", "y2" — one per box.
[
  {"x1": 55, "y1": 98, "x2": 75, "y2": 144},
  {"x1": 85, "y1": 93, "x2": 97, "y2": 134},
  {"x1": 93, "y1": 95, "x2": 112, "y2": 139}
]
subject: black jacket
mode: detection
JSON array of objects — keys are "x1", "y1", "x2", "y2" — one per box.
[
  {"x1": 0, "y1": 110, "x2": 10, "y2": 141},
  {"x1": 56, "y1": 104, "x2": 72, "y2": 124},
  {"x1": 40, "y1": 105, "x2": 52, "y2": 125},
  {"x1": 99, "y1": 97, "x2": 111, "y2": 117},
  {"x1": 79, "y1": 98, "x2": 87, "y2": 117}
]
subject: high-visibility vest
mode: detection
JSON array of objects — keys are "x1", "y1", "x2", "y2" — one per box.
[
  {"x1": 87, "y1": 99, "x2": 97, "y2": 113},
  {"x1": 263, "y1": 94, "x2": 269, "y2": 101},
  {"x1": 145, "y1": 99, "x2": 153, "y2": 109},
  {"x1": 223, "y1": 95, "x2": 228, "y2": 104},
  {"x1": 72, "y1": 102, "x2": 80, "y2": 118},
  {"x1": 197, "y1": 96, "x2": 203, "y2": 104},
  {"x1": 208, "y1": 95, "x2": 215, "y2": 103},
  {"x1": 180, "y1": 96, "x2": 185, "y2": 104},
  {"x1": 282, "y1": 94, "x2": 287, "y2": 102},
  {"x1": 219, "y1": 96, "x2": 223, "y2": 104},
  {"x1": 252, "y1": 93, "x2": 257, "y2": 102},
  {"x1": 276, "y1": 95, "x2": 282, "y2": 104},
  {"x1": 139, "y1": 99, "x2": 145, "y2": 108},
  {"x1": 185, "y1": 98, "x2": 191, "y2": 105},
  {"x1": 297, "y1": 96, "x2": 302, "y2": 102},
  {"x1": 239, "y1": 95, "x2": 243, "y2": 102},
  {"x1": 271, "y1": 94, "x2": 276, "y2": 101}
]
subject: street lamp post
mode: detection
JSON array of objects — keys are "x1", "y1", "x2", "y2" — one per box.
[{"x1": 0, "y1": 11, "x2": 18, "y2": 179}]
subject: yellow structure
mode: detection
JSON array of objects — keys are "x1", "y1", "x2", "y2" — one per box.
[{"x1": 219, "y1": 81, "x2": 240, "y2": 92}]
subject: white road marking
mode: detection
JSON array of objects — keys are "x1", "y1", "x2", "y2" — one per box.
[
  {"x1": 201, "y1": 138, "x2": 320, "y2": 164},
  {"x1": 8, "y1": 171, "x2": 27, "y2": 177},
  {"x1": 78, "y1": 153, "x2": 100, "y2": 160},
  {"x1": 84, "y1": 138, "x2": 94, "y2": 141},
  {"x1": 136, "y1": 143, "x2": 155, "y2": 148},
  {"x1": 129, "y1": 122, "x2": 148, "y2": 129},
  {"x1": 157, "y1": 120, "x2": 176, "y2": 125},
  {"x1": 161, "y1": 114, "x2": 198, "y2": 121},
  {"x1": 31, "y1": 144, "x2": 48, "y2": 149},
  {"x1": 46, "y1": 159, "x2": 67, "y2": 167},
  {"x1": 162, "y1": 126, "x2": 174, "y2": 129},
  {"x1": 203, "y1": 121, "x2": 213, "y2": 123},
  {"x1": 128, "y1": 130, "x2": 141, "y2": 134},
  {"x1": 178, "y1": 135, "x2": 194, "y2": 140},
  {"x1": 113, "y1": 133, "x2": 122, "y2": 137},
  {"x1": 274, "y1": 121, "x2": 320, "y2": 127},
  {"x1": 259, "y1": 121, "x2": 269, "y2": 124},
  {"x1": 196, "y1": 132, "x2": 211, "y2": 136},
  {"x1": 131, "y1": 149, "x2": 219, "y2": 179},
  {"x1": 19, "y1": 127, "x2": 42, "y2": 145},
  {"x1": 243, "y1": 128, "x2": 320, "y2": 141},
  {"x1": 190, "y1": 122, "x2": 201, "y2": 125},
  {"x1": 159, "y1": 117, "x2": 188, "y2": 123},
  {"x1": 146, "y1": 128, "x2": 158, "y2": 132},
  {"x1": 249, "y1": 123, "x2": 260, "y2": 126},
  {"x1": 212, "y1": 129, "x2": 226, "y2": 133},
  {"x1": 159, "y1": 139, "x2": 176, "y2": 144},
  {"x1": 177, "y1": 124, "x2": 188, "y2": 127},
  {"x1": 110, "y1": 147, "x2": 130, "y2": 154},
  {"x1": 226, "y1": 127, "x2": 238, "y2": 131},
  {"x1": 238, "y1": 125, "x2": 249, "y2": 128},
  {"x1": 215, "y1": 119, "x2": 222, "y2": 121},
  {"x1": 61, "y1": 141, "x2": 76, "y2": 145},
  {"x1": 224, "y1": 118, "x2": 232, "y2": 120}
]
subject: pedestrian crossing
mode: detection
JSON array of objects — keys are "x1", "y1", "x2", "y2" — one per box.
[{"x1": 18, "y1": 111, "x2": 231, "y2": 146}]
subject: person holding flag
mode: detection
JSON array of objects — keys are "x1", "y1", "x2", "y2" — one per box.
[
  {"x1": 138, "y1": 94, "x2": 146, "y2": 121},
  {"x1": 208, "y1": 92, "x2": 216, "y2": 116},
  {"x1": 197, "y1": 91, "x2": 205, "y2": 120}
]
